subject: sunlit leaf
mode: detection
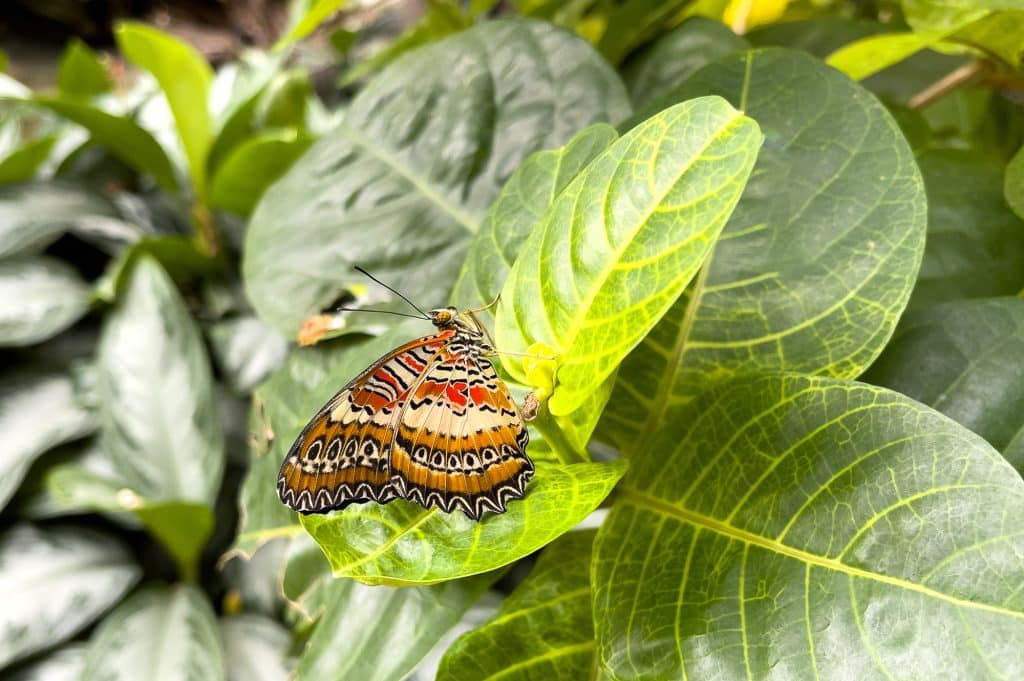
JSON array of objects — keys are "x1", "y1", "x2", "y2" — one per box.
[
  {"x1": 244, "y1": 19, "x2": 630, "y2": 336},
  {"x1": 277, "y1": 0, "x2": 351, "y2": 48},
  {"x1": 0, "y1": 257, "x2": 90, "y2": 347},
  {"x1": 57, "y1": 38, "x2": 112, "y2": 98},
  {"x1": 0, "y1": 369, "x2": 96, "y2": 511},
  {"x1": 601, "y1": 49, "x2": 926, "y2": 454},
  {"x1": 865, "y1": 297, "x2": 1024, "y2": 473},
  {"x1": 495, "y1": 96, "x2": 762, "y2": 416},
  {"x1": 0, "y1": 134, "x2": 57, "y2": 184},
  {"x1": 0, "y1": 524, "x2": 140, "y2": 670},
  {"x1": 82, "y1": 584, "x2": 225, "y2": 681},
  {"x1": 116, "y1": 22, "x2": 213, "y2": 194},
  {"x1": 301, "y1": 459, "x2": 627, "y2": 585},
  {"x1": 209, "y1": 129, "x2": 313, "y2": 215},
  {"x1": 826, "y1": 30, "x2": 952, "y2": 80},
  {"x1": 594, "y1": 374, "x2": 1024, "y2": 679},
  {"x1": 437, "y1": 529, "x2": 597, "y2": 680}
]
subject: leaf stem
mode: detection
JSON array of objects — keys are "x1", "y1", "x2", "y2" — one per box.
[{"x1": 190, "y1": 202, "x2": 220, "y2": 256}]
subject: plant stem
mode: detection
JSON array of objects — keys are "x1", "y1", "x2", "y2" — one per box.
[{"x1": 909, "y1": 61, "x2": 982, "y2": 110}]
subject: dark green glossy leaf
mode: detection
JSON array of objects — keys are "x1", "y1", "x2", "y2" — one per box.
[
  {"x1": 0, "y1": 181, "x2": 132, "y2": 258},
  {"x1": 601, "y1": 49, "x2": 926, "y2": 454},
  {"x1": 594, "y1": 0, "x2": 691, "y2": 64},
  {"x1": 0, "y1": 257, "x2": 89, "y2": 347},
  {"x1": 221, "y1": 614, "x2": 294, "y2": 681},
  {"x1": 594, "y1": 374, "x2": 1024, "y2": 679},
  {"x1": 909, "y1": 148, "x2": 1024, "y2": 310},
  {"x1": 865, "y1": 297, "x2": 1024, "y2": 472},
  {"x1": 437, "y1": 529, "x2": 597, "y2": 680},
  {"x1": 57, "y1": 38, "x2": 112, "y2": 98},
  {"x1": 0, "y1": 369, "x2": 96, "y2": 511},
  {"x1": 296, "y1": 571, "x2": 496, "y2": 681},
  {"x1": 0, "y1": 524, "x2": 140, "y2": 670},
  {"x1": 209, "y1": 129, "x2": 313, "y2": 215},
  {"x1": 0, "y1": 134, "x2": 57, "y2": 184},
  {"x1": 82, "y1": 585, "x2": 224, "y2": 681},
  {"x1": 495, "y1": 96, "x2": 761, "y2": 416},
  {"x1": 244, "y1": 19, "x2": 630, "y2": 336},
  {"x1": 301, "y1": 459, "x2": 626, "y2": 585},
  {"x1": 115, "y1": 22, "x2": 213, "y2": 193},
  {"x1": 621, "y1": 17, "x2": 749, "y2": 111}
]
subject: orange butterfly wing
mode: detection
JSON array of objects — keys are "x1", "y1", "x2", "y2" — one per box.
[
  {"x1": 389, "y1": 345, "x2": 533, "y2": 520},
  {"x1": 276, "y1": 332, "x2": 450, "y2": 513}
]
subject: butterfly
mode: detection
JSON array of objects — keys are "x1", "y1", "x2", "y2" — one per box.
[{"x1": 277, "y1": 288, "x2": 534, "y2": 521}]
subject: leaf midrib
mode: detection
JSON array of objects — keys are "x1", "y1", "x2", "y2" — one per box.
[
  {"x1": 553, "y1": 107, "x2": 746, "y2": 367},
  {"x1": 336, "y1": 122, "x2": 481, "y2": 234},
  {"x1": 619, "y1": 486, "x2": 1024, "y2": 621}
]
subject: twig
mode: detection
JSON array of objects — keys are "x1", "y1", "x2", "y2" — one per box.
[{"x1": 908, "y1": 61, "x2": 982, "y2": 109}]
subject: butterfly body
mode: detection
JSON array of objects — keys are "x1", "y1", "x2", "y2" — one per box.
[{"x1": 277, "y1": 307, "x2": 533, "y2": 520}]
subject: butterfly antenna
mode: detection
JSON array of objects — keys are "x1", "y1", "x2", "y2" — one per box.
[
  {"x1": 353, "y1": 266, "x2": 430, "y2": 318},
  {"x1": 334, "y1": 307, "x2": 429, "y2": 321}
]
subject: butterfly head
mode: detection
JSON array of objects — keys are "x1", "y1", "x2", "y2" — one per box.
[{"x1": 429, "y1": 306, "x2": 459, "y2": 329}]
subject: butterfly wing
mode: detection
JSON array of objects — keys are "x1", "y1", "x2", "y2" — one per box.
[
  {"x1": 277, "y1": 332, "x2": 451, "y2": 513},
  {"x1": 390, "y1": 344, "x2": 533, "y2": 520}
]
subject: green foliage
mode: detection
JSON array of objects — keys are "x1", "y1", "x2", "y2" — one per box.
[{"x1": 2, "y1": 3, "x2": 1024, "y2": 680}]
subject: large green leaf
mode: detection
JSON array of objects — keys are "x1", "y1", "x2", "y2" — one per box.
[
  {"x1": 0, "y1": 134, "x2": 57, "y2": 184},
  {"x1": 451, "y1": 123, "x2": 618, "y2": 311},
  {"x1": 600, "y1": 48, "x2": 926, "y2": 455},
  {"x1": 57, "y1": 38, "x2": 112, "y2": 98},
  {"x1": 97, "y1": 256, "x2": 224, "y2": 576},
  {"x1": 910, "y1": 148, "x2": 1024, "y2": 310},
  {"x1": 7, "y1": 643, "x2": 87, "y2": 681},
  {"x1": 82, "y1": 584, "x2": 225, "y2": 681},
  {"x1": 301, "y1": 459, "x2": 626, "y2": 585},
  {"x1": 98, "y1": 255, "x2": 224, "y2": 504},
  {"x1": 594, "y1": 374, "x2": 1024, "y2": 679},
  {"x1": 31, "y1": 97, "x2": 179, "y2": 190},
  {"x1": 865, "y1": 297, "x2": 1024, "y2": 472},
  {"x1": 0, "y1": 257, "x2": 89, "y2": 347},
  {"x1": 0, "y1": 524, "x2": 140, "y2": 670},
  {"x1": 437, "y1": 529, "x2": 597, "y2": 680},
  {"x1": 221, "y1": 614, "x2": 294, "y2": 681},
  {"x1": 295, "y1": 571, "x2": 496, "y2": 680},
  {"x1": 229, "y1": 332, "x2": 411, "y2": 558},
  {"x1": 244, "y1": 19, "x2": 630, "y2": 336},
  {"x1": 0, "y1": 369, "x2": 96, "y2": 511},
  {"x1": 495, "y1": 96, "x2": 761, "y2": 416},
  {"x1": 209, "y1": 129, "x2": 313, "y2": 215},
  {"x1": 115, "y1": 22, "x2": 213, "y2": 194},
  {"x1": 620, "y1": 17, "x2": 749, "y2": 111},
  {"x1": 0, "y1": 181, "x2": 133, "y2": 258}
]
